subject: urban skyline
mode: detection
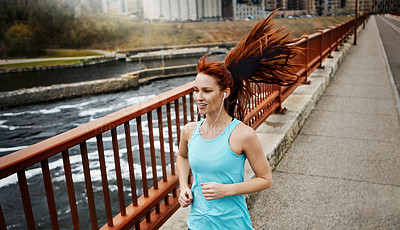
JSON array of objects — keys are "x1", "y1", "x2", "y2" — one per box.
[{"x1": 96, "y1": 0, "x2": 398, "y2": 21}]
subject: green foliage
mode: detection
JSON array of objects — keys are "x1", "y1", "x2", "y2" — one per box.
[
  {"x1": 0, "y1": 0, "x2": 132, "y2": 57},
  {"x1": 40, "y1": 49, "x2": 102, "y2": 58},
  {"x1": 5, "y1": 24, "x2": 35, "y2": 56},
  {"x1": 64, "y1": 15, "x2": 133, "y2": 48}
]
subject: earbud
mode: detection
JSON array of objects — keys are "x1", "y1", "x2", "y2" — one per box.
[{"x1": 223, "y1": 92, "x2": 227, "y2": 99}]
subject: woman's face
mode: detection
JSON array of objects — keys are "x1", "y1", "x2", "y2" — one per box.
[{"x1": 194, "y1": 73, "x2": 225, "y2": 115}]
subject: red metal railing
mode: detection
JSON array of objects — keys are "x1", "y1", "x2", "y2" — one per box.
[
  {"x1": 389, "y1": 11, "x2": 400, "y2": 17},
  {"x1": 0, "y1": 14, "x2": 368, "y2": 230}
]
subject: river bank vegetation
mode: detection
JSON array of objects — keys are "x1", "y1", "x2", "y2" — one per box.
[
  {"x1": 1, "y1": 0, "x2": 130, "y2": 57},
  {"x1": 0, "y1": 58, "x2": 105, "y2": 70},
  {"x1": 38, "y1": 49, "x2": 103, "y2": 58},
  {"x1": 1, "y1": 0, "x2": 350, "y2": 59}
]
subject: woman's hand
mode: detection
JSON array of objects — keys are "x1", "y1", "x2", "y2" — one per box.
[
  {"x1": 201, "y1": 182, "x2": 230, "y2": 201},
  {"x1": 179, "y1": 186, "x2": 193, "y2": 208}
]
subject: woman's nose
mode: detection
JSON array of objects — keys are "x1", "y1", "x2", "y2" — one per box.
[{"x1": 196, "y1": 92, "x2": 203, "y2": 100}]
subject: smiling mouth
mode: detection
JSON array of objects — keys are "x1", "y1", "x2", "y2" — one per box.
[{"x1": 198, "y1": 103, "x2": 207, "y2": 109}]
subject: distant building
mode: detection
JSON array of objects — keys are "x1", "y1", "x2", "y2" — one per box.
[
  {"x1": 100, "y1": 0, "x2": 398, "y2": 19},
  {"x1": 342, "y1": 0, "x2": 370, "y2": 14},
  {"x1": 126, "y1": 0, "x2": 143, "y2": 16},
  {"x1": 103, "y1": 0, "x2": 124, "y2": 14},
  {"x1": 103, "y1": 0, "x2": 121, "y2": 14},
  {"x1": 142, "y1": 0, "x2": 222, "y2": 22},
  {"x1": 269, "y1": 0, "x2": 359, "y2": 17},
  {"x1": 269, "y1": 0, "x2": 309, "y2": 17},
  {"x1": 233, "y1": 0, "x2": 267, "y2": 20},
  {"x1": 222, "y1": 0, "x2": 235, "y2": 20},
  {"x1": 265, "y1": 0, "x2": 278, "y2": 11},
  {"x1": 103, "y1": 0, "x2": 142, "y2": 15}
]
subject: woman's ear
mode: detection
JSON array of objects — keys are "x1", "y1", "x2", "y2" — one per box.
[{"x1": 224, "y1": 88, "x2": 231, "y2": 99}]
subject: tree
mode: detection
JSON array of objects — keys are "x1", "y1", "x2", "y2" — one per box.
[{"x1": 5, "y1": 24, "x2": 36, "y2": 56}]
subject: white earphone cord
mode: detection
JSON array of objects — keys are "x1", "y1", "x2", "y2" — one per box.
[{"x1": 201, "y1": 94, "x2": 225, "y2": 134}]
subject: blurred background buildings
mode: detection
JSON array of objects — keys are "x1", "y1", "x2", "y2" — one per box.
[{"x1": 70, "y1": 0, "x2": 400, "y2": 21}]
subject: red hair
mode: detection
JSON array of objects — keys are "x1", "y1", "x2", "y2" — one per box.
[
  {"x1": 196, "y1": 55, "x2": 233, "y2": 91},
  {"x1": 197, "y1": 9, "x2": 302, "y2": 121},
  {"x1": 196, "y1": 55, "x2": 236, "y2": 117}
]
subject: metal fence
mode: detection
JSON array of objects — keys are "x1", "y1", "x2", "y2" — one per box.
[{"x1": 0, "y1": 14, "x2": 368, "y2": 230}]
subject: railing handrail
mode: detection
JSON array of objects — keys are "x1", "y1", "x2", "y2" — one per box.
[{"x1": 0, "y1": 81, "x2": 194, "y2": 180}]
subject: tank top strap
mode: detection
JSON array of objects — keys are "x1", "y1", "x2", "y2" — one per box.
[
  {"x1": 188, "y1": 119, "x2": 204, "y2": 146},
  {"x1": 192, "y1": 119, "x2": 205, "y2": 137},
  {"x1": 194, "y1": 119, "x2": 205, "y2": 135},
  {"x1": 226, "y1": 118, "x2": 241, "y2": 136}
]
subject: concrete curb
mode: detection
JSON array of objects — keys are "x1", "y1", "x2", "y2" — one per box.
[
  {"x1": 160, "y1": 29, "x2": 360, "y2": 230},
  {"x1": 377, "y1": 15, "x2": 400, "y2": 118}
]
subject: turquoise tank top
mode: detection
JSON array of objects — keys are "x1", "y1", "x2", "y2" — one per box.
[{"x1": 187, "y1": 118, "x2": 254, "y2": 230}]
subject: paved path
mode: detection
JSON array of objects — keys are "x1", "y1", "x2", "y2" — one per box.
[
  {"x1": 249, "y1": 16, "x2": 400, "y2": 229},
  {"x1": 376, "y1": 14, "x2": 400, "y2": 101}
]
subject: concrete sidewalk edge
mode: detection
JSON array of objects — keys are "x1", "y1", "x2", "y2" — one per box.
[
  {"x1": 376, "y1": 16, "x2": 400, "y2": 117},
  {"x1": 160, "y1": 26, "x2": 364, "y2": 230}
]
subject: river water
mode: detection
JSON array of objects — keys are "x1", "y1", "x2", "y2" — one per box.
[
  {"x1": 0, "y1": 56, "x2": 200, "y2": 92},
  {"x1": 0, "y1": 59, "x2": 197, "y2": 229}
]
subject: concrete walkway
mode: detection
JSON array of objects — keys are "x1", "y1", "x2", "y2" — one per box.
[{"x1": 249, "y1": 15, "x2": 400, "y2": 229}]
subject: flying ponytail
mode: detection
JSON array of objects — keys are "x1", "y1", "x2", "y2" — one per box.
[{"x1": 197, "y1": 9, "x2": 303, "y2": 121}]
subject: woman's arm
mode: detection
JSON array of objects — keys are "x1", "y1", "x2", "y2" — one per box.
[
  {"x1": 201, "y1": 124, "x2": 272, "y2": 200},
  {"x1": 176, "y1": 123, "x2": 194, "y2": 207}
]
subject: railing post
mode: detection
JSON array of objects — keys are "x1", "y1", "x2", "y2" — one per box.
[
  {"x1": 306, "y1": 35, "x2": 310, "y2": 77},
  {"x1": 342, "y1": 22, "x2": 346, "y2": 42},
  {"x1": 363, "y1": 14, "x2": 366, "y2": 28},
  {"x1": 335, "y1": 24, "x2": 340, "y2": 49},
  {"x1": 62, "y1": 150, "x2": 80, "y2": 229},
  {"x1": 156, "y1": 108, "x2": 168, "y2": 182},
  {"x1": 303, "y1": 35, "x2": 311, "y2": 85},
  {"x1": 41, "y1": 159, "x2": 59, "y2": 230},
  {"x1": 136, "y1": 116, "x2": 149, "y2": 198},
  {"x1": 97, "y1": 133, "x2": 115, "y2": 227},
  {"x1": 80, "y1": 141, "x2": 99, "y2": 230},
  {"x1": 111, "y1": 128, "x2": 127, "y2": 217},
  {"x1": 17, "y1": 170, "x2": 36, "y2": 230},
  {"x1": 318, "y1": 30, "x2": 324, "y2": 69},
  {"x1": 276, "y1": 85, "x2": 287, "y2": 114},
  {"x1": 328, "y1": 26, "x2": 333, "y2": 58}
]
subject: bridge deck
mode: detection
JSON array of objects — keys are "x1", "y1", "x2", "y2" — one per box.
[{"x1": 249, "y1": 15, "x2": 400, "y2": 229}]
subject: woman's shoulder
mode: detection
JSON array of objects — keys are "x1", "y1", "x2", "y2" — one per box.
[
  {"x1": 229, "y1": 121, "x2": 258, "y2": 155},
  {"x1": 234, "y1": 122, "x2": 256, "y2": 139},
  {"x1": 182, "y1": 121, "x2": 199, "y2": 140},
  {"x1": 183, "y1": 121, "x2": 199, "y2": 131}
]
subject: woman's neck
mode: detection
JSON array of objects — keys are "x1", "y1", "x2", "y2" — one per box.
[{"x1": 203, "y1": 111, "x2": 231, "y2": 129}]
